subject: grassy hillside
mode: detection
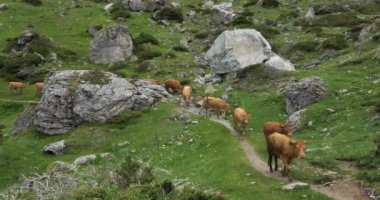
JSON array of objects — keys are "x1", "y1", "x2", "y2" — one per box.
[{"x1": 0, "y1": 0, "x2": 380, "y2": 199}]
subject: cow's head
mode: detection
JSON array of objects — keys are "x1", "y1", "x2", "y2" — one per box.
[{"x1": 290, "y1": 140, "x2": 306, "y2": 158}]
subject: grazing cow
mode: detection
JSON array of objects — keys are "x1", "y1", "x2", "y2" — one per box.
[
  {"x1": 263, "y1": 122, "x2": 292, "y2": 137},
  {"x1": 202, "y1": 96, "x2": 231, "y2": 119},
  {"x1": 144, "y1": 79, "x2": 160, "y2": 84},
  {"x1": 181, "y1": 85, "x2": 192, "y2": 106},
  {"x1": 35, "y1": 82, "x2": 44, "y2": 95},
  {"x1": 266, "y1": 132, "x2": 306, "y2": 175},
  {"x1": 164, "y1": 79, "x2": 182, "y2": 94},
  {"x1": 234, "y1": 108, "x2": 249, "y2": 135},
  {"x1": 9, "y1": 82, "x2": 27, "y2": 94}
]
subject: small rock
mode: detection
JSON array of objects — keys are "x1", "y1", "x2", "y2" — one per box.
[
  {"x1": 326, "y1": 108, "x2": 335, "y2": 113},
  {"x1": 73, "y1": 155, "x2": 96, "y2": 165},
  {"x1": 0, "y1": 3, "x2": 9, "y2": 11},
  {"x1": 104, "y1": 3, "x2": 113, "y2": 14},
  {"x1": 191, "y1": 120, "x2": 198, "y2": 124},
  {"x1": 175, "y1": 141, "x2": 183, "y2": 146},
  {"x1": 118, "y1": 141, "x2": 129, "y2": 146},
  {"x1": 159, "y1": 20, "x2": 170, "y2": 26},
  {"x1": 43, "y1": 140, "x2": 65, "y2": 155},
  {"x1": 321, "y1": 128, "x2": 328, "y2": 132},
  {"x1": 50, "y1": 161, "x2": 75, "y2": 172},
  {"x1": 282, "y1": 182, "x2": 308, "y2": 190},
  {"x1": 100, "y1": 152, "x2": 114, "y2": 159}
]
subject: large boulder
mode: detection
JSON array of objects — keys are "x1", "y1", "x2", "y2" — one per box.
[
  {"x1": 286, "y1": 109, "x2": 306, "y2": 133},
  {"x1": 89, "y1": 25, "x2": 133, "y2": 64},
  {"x1": 205, "y1": 29, "x2": 295, "y2": 76},
  {"x1": 282, "y1": 76, "x2": 327, "y2": 114},
  {"x1": 205, "y1": 29, "x2": 273, "y2": 74},
  {"x1": 33, "y1": 70, "x2": 171, "y2": 135}
]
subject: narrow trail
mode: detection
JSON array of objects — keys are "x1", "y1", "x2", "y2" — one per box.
[
  {"x1": 0, "y1": 98, "x2": 39, "y2": 104},
  {"x1": 184, "y1": 104, "x2": 370, "y2": 200}
]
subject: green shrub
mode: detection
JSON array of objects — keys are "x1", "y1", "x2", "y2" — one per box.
[
  {"x1": 243, "y1": 0, "x2": 280, "y2": 8},
  {"x1": 134, "y1": 32, "x2": 159, "y2": 46},
  {"x1": 172, "y1": 46, "x2": 189, "y2": 52},
  {"x1": 154, "y1": 7, "x2": 184, "y2": 23},
  {"x1": 288, "y1": 41, "x2": 319, "y2": 53},
  {"x1": 232, "y1": 16, "x2": 254, "y2": 26},
  {"x1": 320, "y1": 36, "x2": 348, "y2": 50},
  {"x1": 168, "y1": 186, "x2": 225, "y2": 200},
  {"x1": 0, "y1": 53, "x2": 45, "y2": 77},
  {"x1": 110, "y1": 1, "x2": 131, "y2": 20},
  {"x1": 73, "y1": 186, "x2": 107, "y2": 200},
  {"x1": 116, "y1": 156, "x2": 154, "y2": 187},
  {"x1": 22, "y1": 0, "x2": 42, "y2": 6},
  {"x1": 254, "y1": 23, "x2": 280, "y2": 39},
  {"x1": 195, "y1": 32, "x2": 209, "y2": 39},
  {"x1": 134, "y1": 45, "x2": 162, "y2": 61},
  {"x1": 313, "y1": 13, "x2": 368, "y2": 27},
  {"x1": 354, "y1": 2, "x2": 380, "y2": 15},
  {"x1": 164, "y1": 52, "x2": 176, "y2": 58}
]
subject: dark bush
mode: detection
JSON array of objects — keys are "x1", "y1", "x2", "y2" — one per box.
[
  {"x1": 134, "y1": 45, "x2": 162, "y2": 61},
  {"x1": 134, "y1": 32, "x2": 159, "y2": 46},
  {"x1": 313, "y1": 13, "x2": 368, "y2": 27},
  {"x1": 110, "y1": 1, "x2": 131, "y2": 20},
  {"x1": 288, "y1": 41, "x2": 319, "y2": 53},
  {"x1": 172, "y1": 46, "x2": 189, "y2": 52},
  {"x1": 22, "y1": 0, "x2": 42, "y2": 6},
  {"x1": 109, "y1": 62, "x2": 127, "y2": 72},
  {"x1": 232, "y1": 16, "x2": 254, "y2": 26},
  {"x1": 195, "y1": 32, "x2": 209, "y2": 39},
  {"x1": 243, "y1": 0, "x2": 280, "y2": 8},
  {"x1": 116, "y1": 156, "x2": 154, "y2": 187},
  {"x1": 5, "y1": 33, "x2": 55, "y2": 57},
  {"x1": 320, "y1": 36, "x2": 348, "y2": 50},
  {"x1": 154, "y1": 7, "x2": 184, "y2": 23}
]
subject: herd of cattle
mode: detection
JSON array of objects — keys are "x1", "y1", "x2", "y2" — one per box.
[{"x1": 8, "y1": 78, "x2": 306, "y2": 176}]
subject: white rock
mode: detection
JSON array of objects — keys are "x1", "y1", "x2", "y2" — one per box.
[
  {"x1": 74, "y1": 155, "x2": 96, "y2": 165},
  {"x1": 265, "y1": 54, "x2": 295, "y2": 72},
  {"x1": 43, "y1": 140, "x2": 65, "y2": 155},
  {"x1": 282, "y1": 182, "x2": 308, "y2": 190},
  {"x1": 104, "y1": 3, "x2": 113, "y2": 14}
]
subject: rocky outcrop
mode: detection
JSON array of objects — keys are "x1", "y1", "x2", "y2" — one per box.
[
  {"x1": 43, "y1": 140, "x2": 65, "y2": 155},
  {"x1": 33, "y1": 70, "x2": 171, "y2": 135},
  {"x1": 205, "y1": 29, "x2": 296, "y2": 76},
  {"x1": 73, "y1": 155, "x2": 96, "y2": 165},
  {"x1": 89, "y1": 25, "x2": 133, "y2": 64},
  {"x1": 286, "y1": 109, "x2": 306, "y2": 133},
  {"x1": 87, "y1": 24, "x2": 103, "y2": 37},
  {"x1": 11, "y1": 106, "x2": 37, "y2": 135},
  {"x1": 212, "y1": 2, "x2": 235, "y2": 25},
  {"x1": 282, "y1": 76, "x2": 327, "y2": 114}
]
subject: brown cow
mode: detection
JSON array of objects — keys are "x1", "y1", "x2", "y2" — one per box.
[
  {"x1": 263, "y1": 122, "x2": 292, "y2": 138},
  {"x1": 164, "y1": 79, "x2": 182, "y2": 94},
  {"x1": 35, "y1": 82, "x2": 44, "y2": 96},
  {"x1": 266, "y1": 132, "x2": 306, "y2": 175},
  {"x1": 144, "y1": 79, "x2": 160, "y2": 85},
  {"x1": 202, "y1": 96, "x2": 231, "y2": 119},
  {"x1": 181, "y1": 85, "x2": 192, "y2": 106},
  {"x1": 9, "y1": 82, "x2": 27, "y2": 94},
  {"x1": 234, "y1": 108, "x2": 249, "y2": 135}
]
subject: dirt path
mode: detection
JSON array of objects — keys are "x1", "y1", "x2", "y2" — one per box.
[
  {"x1": 185, "y1": 104, "x2": 370, "y2": 200},
  {"x1": 0, "y1": 98, "x2": 39, "y2": 104}
]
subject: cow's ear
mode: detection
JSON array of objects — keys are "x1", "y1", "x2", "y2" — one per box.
[{"x1": 290, "y1": 140, "x2": 297, "y2": 145}]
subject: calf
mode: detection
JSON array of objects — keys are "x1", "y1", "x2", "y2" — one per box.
[
  {"x1": 9, "y1": 82, "x2": 27, "y2": 94},
  {"x1": 181, "y1": 85, "x2": 192, "y2": 106},
  {"x1": 202, "y1": 96, "x2": 231, "y2": 119},
  {"x1": 35, "y1": 82, "x2": 44, "y2": 95},
  {"x1": 234, "y1": 108, "x2": 249, "y2": 135},
  {"x1": 266, "y1": 132, "x2": 306, "y2": 175},
  {"x1": 263, "y1": 121, "x2": 292, "y2": 137},
  {"x1": 164, "y1": 79, "x2": 182, "y2": 94}
]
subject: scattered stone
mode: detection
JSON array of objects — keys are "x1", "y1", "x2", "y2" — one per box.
[
  {"x1": 193, "y1": 73, "x2": 222, "y2": 84},
  {"x1": 159, "y1": 20, "x2": 170, "y2": 26},
  {"x1": 264, "y1": 54, "x2": 295, "y2": 72},
  {"x1": 11, "y1": 106, "x2": 37, "y2": 135},
  {"x1": 104, "y1": 3, "x2": 113, "y2": 14},
  {"x1": 282, "y1": 76, "x2": 327, "y2": 114},
  {"x1": 212, "y1": 2, "x2": 235, "y2": 25},
  {"x1": 89, "y1": 25, "x2": 133, "y2": 64},
  {"x1": 100, "y1": 152, "x2": 115, "y2": 159},
  {"x1": 0, "y1": 3, "x2": 8, "y2": 11},
  {"x1": 73, "y1": 155, "x2": 96, "y2": 165},
  {"x1": 179, "y1": 37, "x2": 190, "y2": 48},
  {"x1": 326, "y1": 108, "x2": 335, "y2": 113},
  {"x1": 118, "y1": 141, "x2": 129, "y2": 146},
  {"x1": 305, "y1": 7, "x2": 315, "y2": 24},
  {"x1": 286, "y1": 109, "x2": 306, "y2": 133},
  {"x1": 191, "y1": 120, "x2": 198, "y2": 124},
  {"x1": 43, "y1": 140, "x2": 65, "y2": 155},
  {"x1": 282, "y1": 182, "x2": 308, "y2": 190},
  {"x1": 177, "y1": 71, "x2": 187, "y2": 78}
]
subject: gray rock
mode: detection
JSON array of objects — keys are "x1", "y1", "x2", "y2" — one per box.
[
  {"x1": 104, "y1": 3, "x2": 113, "y2": 14},
  {"x1": 33, "y1": 70, "x2": 170, "y2": 135},
  {"x1": 305, "y1": 7, "x2": 315, "y2": 24},
  {"x1": 315, "y1": 3, "x2": 352, "y2": 15},
  {"x1": 286, "y1": 109, "x2": 306, "y2": 133},
  {"x1": 159, "y1": 20, "x2": 170, "y2": 26},
  {"x1": 43, "y1": 140, "x2": 65, "y2": 155},
  {"x1": 179, "y1": 37, "x2": 190, "y2": 48},
  {"x1": 282, "y1": 76, "x2": 327, "y2": 114},
  {"x1": 9, "y1": 30, "x2": 55, "y2": 56},
  {"x1": 193, "y1": 73, "x2": 222, "y2": 84},
  {"x1": 50, "y1": 161, "x2": 76, "y2": 172},
  {"x1": 87, "y1": 24, "x2": 103, "y2": 37},
  {"x1": 132, "y1": 80, "x2": 172, "y2": 110},
  {"x1": 100, "y1": 152, "x2": 115, "y2": 159},
  {"x1": 89, "y1": 25, "x2": 133, "y2": 64},
  {"x1": 212, "y1": 3, "x2": 235, "y2": 25},
  {"x1": 73, "y1": 154, "x2": 96, "y2": 165},
  {"x1": 122, "y1": 0, "x2": 165, "y2": 12},
  {"x1": 205, "y1": 29, "x2": 272, "y2": 74},
  {"x1": 282, "y1": 182, "x2": 308, "y2": 190},
  {"x1": 0, "y1": 3, "x2": 8, "y2": 11},
  {"x1": 123, "y1": 0, "x2": 146, "y2": 11},
  {"x1": 264, "y1": 54, "x2": 295, "y2": 72},
  {"x1": 11, "y1": 106, "x2": 37, "y2": 135}
]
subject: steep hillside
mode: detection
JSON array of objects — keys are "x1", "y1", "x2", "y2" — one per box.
[{"x1": 0, "y1": 0, "x2": 379, "y2": 199}]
